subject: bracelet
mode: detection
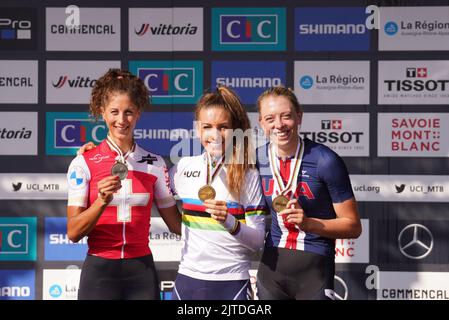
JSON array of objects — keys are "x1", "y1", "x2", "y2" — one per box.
[{"x1": 229, "y1": 219, "x2": 241, "y2": 235}]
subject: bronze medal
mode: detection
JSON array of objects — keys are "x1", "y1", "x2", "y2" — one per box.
[
  {"x1": 198, "y1": 185, "x2": 216, "y2": 202},
  {"x1": 111, "y1": 161, "x2": 128, "y2": 180},
  {"x1": 272, "y1": 194, "x2": 289, "y2": 213}
]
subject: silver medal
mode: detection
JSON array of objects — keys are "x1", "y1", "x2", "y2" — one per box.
[{"x1": 111, "y1": 161, "x2": 128, "y2": 180}]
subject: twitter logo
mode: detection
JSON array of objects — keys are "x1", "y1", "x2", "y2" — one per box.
[
  {"x1": 395, "y1": 184, "x2": 405, "y2": 193},
  {"x1": 12, "y1": 182, "x2": 22, "y2": 191}
]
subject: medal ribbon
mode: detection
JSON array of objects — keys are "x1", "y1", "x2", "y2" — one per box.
[
  {"x1": 205, "y1": 153, "x2": 224, "y2": 186},
  {"x1": 106, "y1": 135, "x2": 135, "y2": 164},
  {"x1": 267, "y1": 137, "x2": 304, "y2": 198}
]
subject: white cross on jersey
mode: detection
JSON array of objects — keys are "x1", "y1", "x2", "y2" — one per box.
[{"x1": 109, "y1": 179, "x2": 150, "y2": 222}]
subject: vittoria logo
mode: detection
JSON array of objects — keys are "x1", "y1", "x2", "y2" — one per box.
[
  {"x1": 52, "y1": 76, "x2": 96, "y2": 88},
  {"x1": 135, "y1": 23, "x2": 197, "y2": 36}
]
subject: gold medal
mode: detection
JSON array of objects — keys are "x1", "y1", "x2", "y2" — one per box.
[
  {"x1": 198, "y1": 185, "x2": 216, "y2": 202},
  {"x1": 272, "y1": 194, "x2": 289, "y2": 213},
  {"x1": 111, "y1": 161, "x2": 128, "y2": 180}
]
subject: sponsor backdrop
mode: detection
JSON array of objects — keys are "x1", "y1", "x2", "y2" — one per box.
[{"x1": 0, "y1": 0, "x2": 448, "y2": 300}]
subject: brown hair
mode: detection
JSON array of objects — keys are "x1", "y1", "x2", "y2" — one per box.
[
  {"x1": 89, "y1": 68, "x2": 150, "y2": 120},
  {"x1": 195, "y1": 86, "x2": 254, "y2": 200},
  {"x1": 256, "y1": 86, "x2": 302, "y2": 115}
]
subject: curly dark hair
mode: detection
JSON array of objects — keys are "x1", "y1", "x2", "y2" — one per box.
[{"x1": 89, "y1": 68, "x2": 150, "y2": 119}]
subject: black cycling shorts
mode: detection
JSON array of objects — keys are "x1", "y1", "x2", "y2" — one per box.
[
  {"x1": 256, "y1": 246, "x2": 335, "y2": 300},
  {"x1": 78, "y1": 254, "x2": 159, "y2": 300}
]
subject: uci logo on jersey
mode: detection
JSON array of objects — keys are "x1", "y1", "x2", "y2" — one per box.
[
  {"x1": 212, "y1": 8, "x2": 286, "y2": 51},
  {"x1": 45, "y1": 112, "x2": 107, "y2": 155},
  {"x1": 129, "y1": 61, "x2": 203, "y2": 104}
]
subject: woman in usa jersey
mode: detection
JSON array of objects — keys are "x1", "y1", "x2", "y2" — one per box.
[{"x1": 255, "y1": 86, "x2": 362, "y2": 300}]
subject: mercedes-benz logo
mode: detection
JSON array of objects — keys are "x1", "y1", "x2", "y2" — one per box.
[
  {"x1": 398, "y1": 223, "x2": 433, "y2": 259},
  {"x1": 333, "y1": 275, "x2": 348, "y2": 300}
]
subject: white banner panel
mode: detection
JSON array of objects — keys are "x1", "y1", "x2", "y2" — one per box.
[
  {"x1": 46, "y1": 60, "x2": 121, "y2": 104},
  {"x1": 351, "y1": 175, "x2": 449, "y2": 202},
  {"x1": 0, "y1": 173, "x2": 67, "y2": 199},
  {"x1": 149, "y1": 217, "x2": 183, "y2": 262},
  {"x1": 378, "y1": 61, "x2": 449, "y2": 105},
  {"x1": 46, "y1": 8, "x2": 120, "y2": 51},
  {"x1": 129, "y1": 8, "x2": 203, "y2": 51},
  {"x1": 301, "y1": 113, "x2": 369, "y2": 157},
  {"x1": 294, "y1": 61, "x2": 370, "y2": 105},
  {"x1": 0, "y1": 112, "x2": 37, "y2": 155},
  {"x1": 378, "y1": 113, "x2": 449, "y2": 157},
  {"x1": 335, "y1": 219, "x2": 369, "y2": 263},
  {"x1": 0, "y1": 60, "x2": 38, "y2": 103},
  {"x1": 379, "y1": 7, "x2": 449, "y2": 51},
  {"x1": 43, "y1": 269, "x2": 81, "y2": 300},
  {"x1": 377, "y1": 272, "x2": 449, "y2": 300}
]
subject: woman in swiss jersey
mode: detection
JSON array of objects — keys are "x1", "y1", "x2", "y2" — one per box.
[{"x1": 66, "y1": 69, "x2": 181, "y2": 300}]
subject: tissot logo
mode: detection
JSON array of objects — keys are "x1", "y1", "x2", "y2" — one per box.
[
  {"x1": 129, "y1": 61, "x2": 203, "y2": 104},
  {"x1": 52, "y1": 76, "x2": 96, "y2": 88},
  {"x1": 0, "y1": 8, "x2": 37, "y2": 50},
  {"x1": 321, "y1": 120, "x2": 342, "y2": 130},
  {"x1": 212, "y1": 8, "x2": 286, "y2": 51},
  {"x1": 398, "y1": 223, "x2": 433, "y2": 259},
  {"x1": 406, "y1": 67, "x2": 427, "y2": 78}
]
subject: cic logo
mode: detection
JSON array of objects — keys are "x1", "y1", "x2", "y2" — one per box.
[
  {"x1": 45, "y1": 112, "x2": 107, "y2": 155},
  {"x1": 129, "y1": 61, "x2": 203, "y2": 104},
  {"x1": 212, "y1": 8, "x2": 286, "y2": 51},
  {"x1": 0, "y1": 217, "x2": 36, "y2": 261}
]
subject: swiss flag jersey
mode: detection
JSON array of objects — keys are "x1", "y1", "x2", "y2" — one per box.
[{"x1": 67, "y1": 140, "x2": 175, "y2": 259}]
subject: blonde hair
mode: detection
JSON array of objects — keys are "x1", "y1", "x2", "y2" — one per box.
[
  {"x1": 256, "y1": 86, "x2": 302, "y2": 114},
  {"x1": 195, "y1": 86, "x2": 254, "y2": 200}
]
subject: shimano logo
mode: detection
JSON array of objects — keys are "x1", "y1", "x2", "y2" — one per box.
[
  {"x1": 299, "y1": 24, "x2": 366, "y2": 34},
  {"x1": 49, "y1": 234, "x2": 87, "y2": 245},
  {"x1": 0, "y1": 286, "x2": 31, "y2": 297},
  {"x1": 134, "y1": 128, "x2": 195, "y2": 140},
  {"x1": 216, "y1": 77, "x2": 281, "y2": 88}
]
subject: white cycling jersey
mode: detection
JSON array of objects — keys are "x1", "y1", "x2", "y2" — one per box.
[{"x1": 170, "y1": 153, "x2": 267, "y2": 281}]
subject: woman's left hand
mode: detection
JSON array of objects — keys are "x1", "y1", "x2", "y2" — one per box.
[
  {"x1": 204, "y1": 199, "x2": 228, "y2": 222},
  {"x1": 278, "y1": 199, "x2": 307, "y2": 230}
]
